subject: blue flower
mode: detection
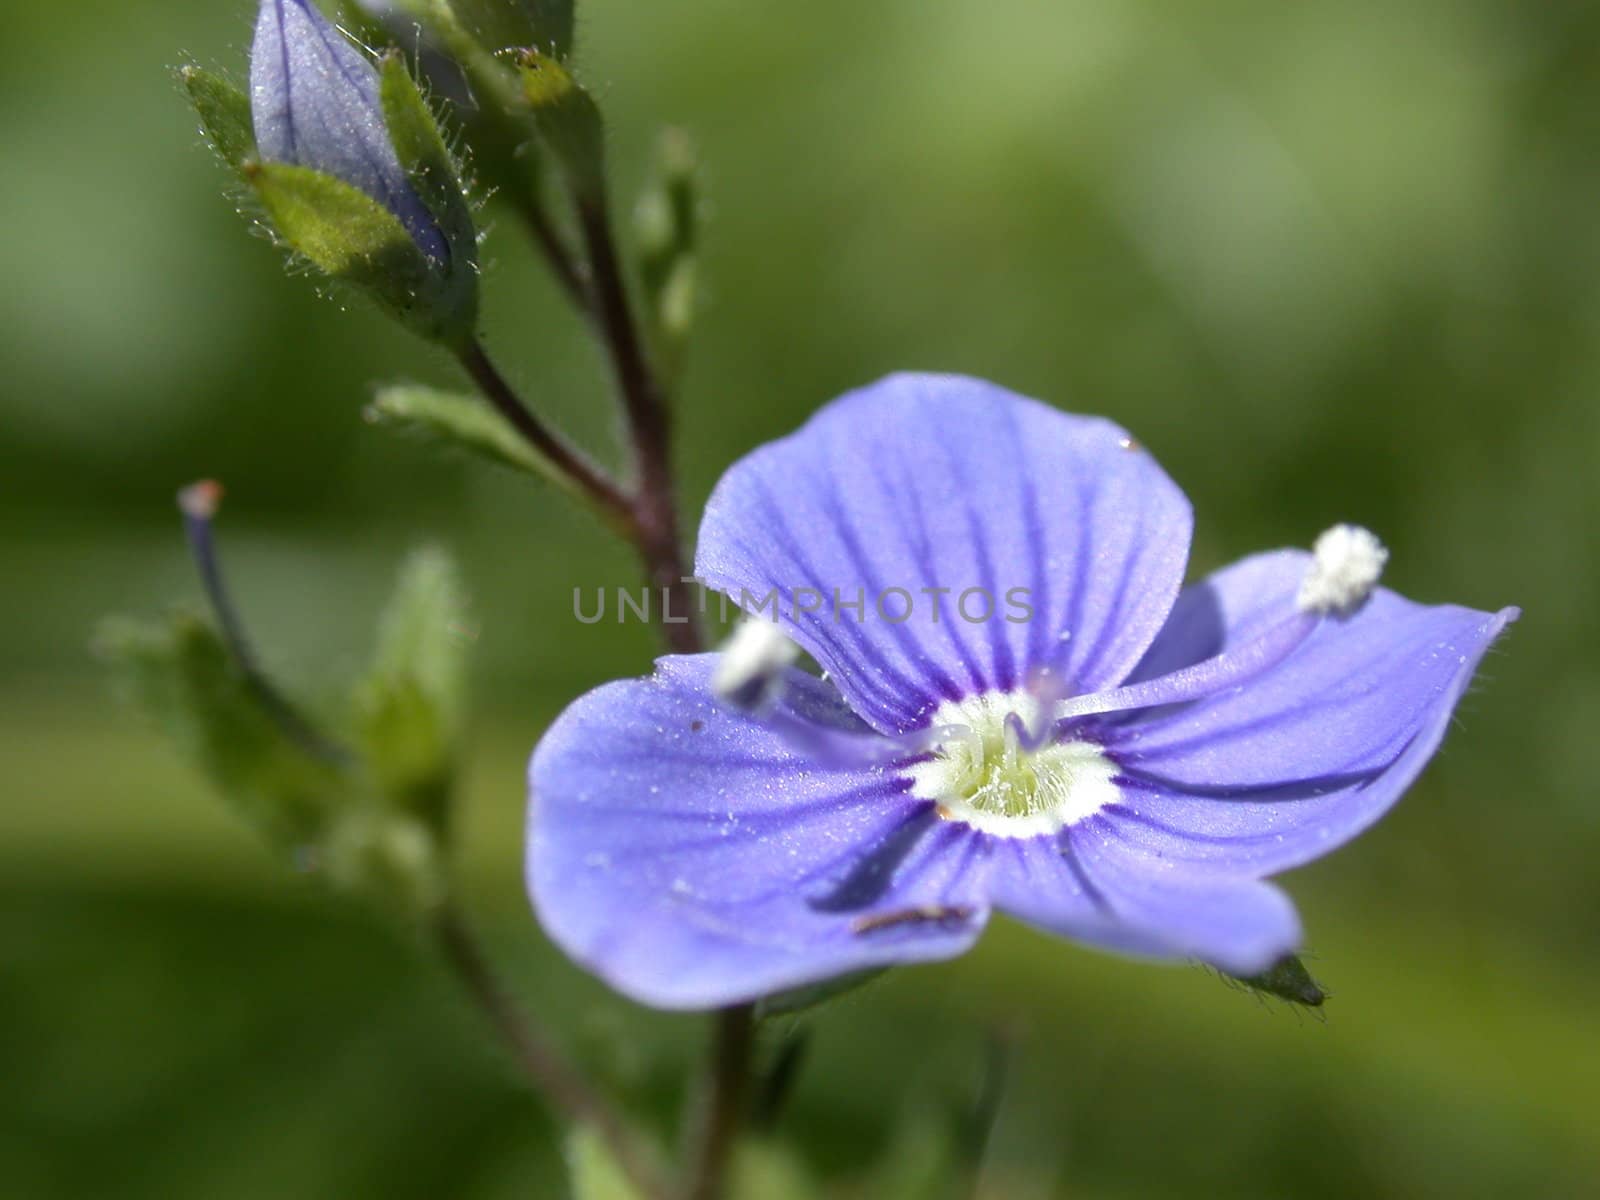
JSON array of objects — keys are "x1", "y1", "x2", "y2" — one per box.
[
  {"x1": 250, "y1": 0, "x2": 449, "y2": 263},
  {"x1": 526, "y1": 374, "x2": 1517, "y2": 1009}
]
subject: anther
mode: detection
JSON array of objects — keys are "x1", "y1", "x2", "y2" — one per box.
[
  {"x1": 712, "y1": 616, "x2": 800, "y2": 711},
  {"x1": 1048, "y1": 525, "x2": 1390, "y2": 726},
  {"x1": 1297, "y1": 524, "x2": 1387, "y2": 616}
]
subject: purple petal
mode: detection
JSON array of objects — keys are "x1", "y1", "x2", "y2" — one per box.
[
  {"x1": 1102, "y1": 551, "x2": 1518, "y2": 874},
  {"x1": 527, "y1": 655, "x2": 991, "y2": 1009},
  {"x1": 983, "y1": 828, "x2": 1301, "y2": 974},
  {"x1": 695, "y1": 374, "x2": 1193, "y2": 733},
  {"x1": 250, "y1": 0, "x2": 448, "y2": 262}
]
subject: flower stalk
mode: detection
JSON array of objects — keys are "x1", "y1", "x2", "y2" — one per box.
[
  {"x1": 452, "y1": 338, "x2": 634, "y2": 532},
  {"x1": 681, "y1": 1004, "x2": 756, "y2": 1200},
  {"x1": 434, "y1": 907, "x2": 672, "y2": 1200}
]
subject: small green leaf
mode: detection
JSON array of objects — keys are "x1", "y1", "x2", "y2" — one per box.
[
  {"x1": 566, "y1": 1126, "x2": 645, "y2": 1200},
  {"x1": 371, "y1": 547, "x2": 470, "y2": 721},
  {"x1": 180, "y1": 66, "x2": 256, "y2": 172},
  {"x1": 366, "y1": 383, "x2": 563, "y2": 479},
  {"x1": 377, "y1": 53, "x2": 478, "y2": 268},
  {"x1": 1228, "y1": 954, "x2": 1327, "y2": 1008},
  {"x1": 754, "y1": 968, "x2": 886, "y2": 1021},
  {"x1": 96, "y1": 612, "x2": 346, "y2": 848},
  {"x1": 515, "y1": 50, "x2": 605, "y2": 198},
  {"x1": 353, "y1": 548, "x2": 470, "y2": 835}
]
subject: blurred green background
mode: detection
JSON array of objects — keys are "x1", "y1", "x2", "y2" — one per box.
[{"x1": 4, "y1": 0, "x2": 1598, "y2": 1196}]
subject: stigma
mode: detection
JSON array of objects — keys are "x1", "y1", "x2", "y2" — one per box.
[{"x1": 906, "y1": 692, "x2": 1118, "y2": 838}]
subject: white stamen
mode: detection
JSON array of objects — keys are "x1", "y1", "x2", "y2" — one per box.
[
  {"x1": 712, "y1": 616, "x2": 800, "y2": 709},
  {"x1": 908, "y1": 692, "x2": 1118, "y2": 838},
  {"x1": 1297, "y1": 524, "x2": 1388, "y2": 616}
]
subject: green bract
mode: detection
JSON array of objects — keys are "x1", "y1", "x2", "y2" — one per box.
[
  {"x1": 368, "y1": 383, "x2": 571, "y2": 482},
  {"x1": 353, "y1": 548, "x2": 471, "y2": 839},
  {"x1": 96, "y1": 612, "x2": 344, "y2": 848}
]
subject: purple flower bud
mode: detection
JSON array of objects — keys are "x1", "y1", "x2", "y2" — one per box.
[{"x1": 250, "y1": 0, "x2": 449, "y2": 264}]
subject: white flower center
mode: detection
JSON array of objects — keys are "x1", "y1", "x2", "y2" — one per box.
[{"x1": 905, "y1": 692, "x2": 1119, "y2": 838}]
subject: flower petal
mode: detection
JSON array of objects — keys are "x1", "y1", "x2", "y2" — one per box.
[
  {"x1": 527, "y1": 655, "x2": 991, "y2": 1010},
  {"x1": 251, "y1": 0, "x2": 447, "y2": 261},
  {"x1": 695, "y1": 374, "x2": 1193, "y2": 733},
  {"x1": 1103, "y1": 551, "x2": 1518, "y2": 874},
  {"x1": 984, "y1": 827, "x2": 1301, "y2": 974}
]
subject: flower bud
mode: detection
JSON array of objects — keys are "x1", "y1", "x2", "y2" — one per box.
[
  {"x1": 634, "y1": 128, "x2": 700, "y2": 382},
  {"x1": 252, "y1": 0, "x2": 448, "y2": 262},
  {"x1": 230, "y1": 1, "x2": 478, "y2": 341}
]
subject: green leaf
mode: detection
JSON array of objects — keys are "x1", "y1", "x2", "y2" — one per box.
[
  {"x1": 96, "y1": 612, "x2": 346, "y2": 848},
  {"x1": 353, "y1": 548, "x2": 470, "y2": 835},
  {"x1": 180, "y1": 66, "x2": 256, "y2": 172},
  {"x1": 1227, "y1": 954, "x2": 1327, "y2": 1008},
  {"x1": 515, "y1": 50, "x2": 605, "y2": 198},
  {"x1": 366, "y1": 383, "x2": 561, "y2": 477},
  {"x1": 377, "y1": 52, "x2": 478, "y2": 271},
  {"x1": 566, "y1": 1126, "x2": 644, "y2": 1200}
]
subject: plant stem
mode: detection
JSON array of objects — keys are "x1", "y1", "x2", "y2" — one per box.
[
  {"x1": 573, "y1": 195, "x2": 703, "y2": 655},
  {"x1": 434, "y1": 906, "x2": 672, "y2": 1200},
  {"x1": 511, "y1": 192, "x2": 591, "y2": 310},
  {"x1": 455, "y1": 339, "x2": 634, "y2": 529},
  {"x1": 681, "y1": 1004, "x2": 756, "y2": 1200}
]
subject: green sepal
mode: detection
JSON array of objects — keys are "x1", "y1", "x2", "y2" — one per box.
[
  {"x1": 179, "y1": 65, "x2": 256, "y2": 173},
  {"x1": 754, "y1": 967, "x2": 886, "y2": 1021},
  {"x1": 95, "y1": 612, "x2": 346, "y2": 849},
  {"x1": 377, "y1": 53, "x2": 478, "y2": 272},
  {"x1": 1228, "y1": 954, "x2": 1327, "y2": 1008},
  {"x1": 352, "y1": 548, "x2": 470, "y2": 837},
  {"x1": 245, "y1": 160, "x2": 472, "y2": 342},
  {"x1": 367, "y1": 383, "x2": 566, "y2": 481},
  {"x1": 374, "y1": 2, "x2": 559, "y2": 218},
  {"x1": 515, "y1": 50, "x2": 605, "y2": 198}
]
